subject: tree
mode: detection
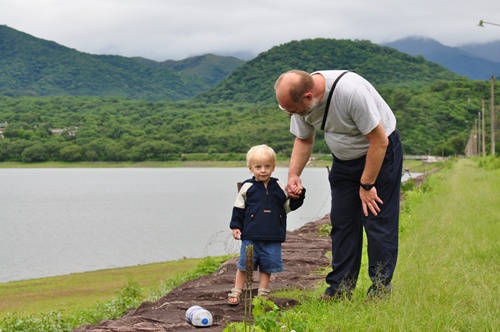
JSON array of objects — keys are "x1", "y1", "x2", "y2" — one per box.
[
  {"x1": 81, "y1": 138, "x2": 111, "y2": 161},
  {"x1": 21, "y1": 143, "x2": 48, "y2": 162},
  {"x1": 5, "y1": 139, "x2": 33, "y2": 161},
  {"x1": 44, "y1": 138, "x2": 70, "y2": 160},
  {"x1": 104, "y1": 141, "x2": 126, "y2": 161},
  {"x1": 0, "y1": 140, "x2": 10, "y2": 161},
  {"x1": 60, "y1": 145, "x2": 82, "y2": 161}
]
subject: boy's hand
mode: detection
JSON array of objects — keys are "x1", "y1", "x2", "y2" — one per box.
[{"x1": 232, "y1": 229, "x2": 242, "y2": 240}]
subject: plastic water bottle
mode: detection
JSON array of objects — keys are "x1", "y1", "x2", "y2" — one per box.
[{"x1": 185, "y1": 305, "x2": 213, "y2": 327}]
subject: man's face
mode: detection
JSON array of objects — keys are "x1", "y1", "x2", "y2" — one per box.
[{"x1": 278, "y1": 97, "x2": 319, "y2": 117}]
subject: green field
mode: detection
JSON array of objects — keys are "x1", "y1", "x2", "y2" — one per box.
[
  {"x1": 0, "y1": 259, "x2": 207, "y2": 319},
  {"x1": 1, "y1": 157, "x2": 498, "y2": 331}
]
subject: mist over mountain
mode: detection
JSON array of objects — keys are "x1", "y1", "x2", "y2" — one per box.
[
  {"x1": 459, "y1": 40, "x2": 500, "y2": 63},
  {"x1": 382, "y1": 36, "x2": 500, "y2": 80}
]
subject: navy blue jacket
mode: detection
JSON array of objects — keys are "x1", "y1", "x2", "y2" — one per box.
[{"x1": 230, "y1": 177, "x2": 306, "y2": 242}]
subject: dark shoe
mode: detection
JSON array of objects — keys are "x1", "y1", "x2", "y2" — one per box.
[
  {"x1": 318, "y1": 291, "x2": 352, "y2": 302},
  {"x1": 366, "y1": 283, "x2": 393, "y2": 299}
]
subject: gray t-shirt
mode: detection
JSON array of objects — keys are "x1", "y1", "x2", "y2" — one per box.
[{"x1": 290, "y1": 70, "x2": 396, "y2": 160}]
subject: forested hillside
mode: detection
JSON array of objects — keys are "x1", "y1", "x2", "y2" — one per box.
[
  {"x1": 382, "y1": 79, "x2": 497, "y2": 155},
  {"x1": 0, "y1": 25, "x2": 243, "y2": 101},
  {"x1": 196, "y1": 38, "x2": 461, "y2": 104},
  {"x1": 1, "y1": 76, "x2": 497, "y2": 163},
  {"x1": 0, "y1": 97, "x2": 294, "y2": 162},
  {"x1": 0, "y1": 33, "x2": 498, "y2": 162}
]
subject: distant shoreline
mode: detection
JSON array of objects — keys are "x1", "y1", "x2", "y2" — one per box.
[
  {"x1": 0, "y1": 160, "x2": 331, "y2": 168},
  {"x1": 0, "y1": 159, "x2": 433, "y2": 173}
]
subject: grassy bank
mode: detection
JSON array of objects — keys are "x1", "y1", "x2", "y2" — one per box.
[
  {"x1": 0, "y1": 256, "x2": 231, "y2": 330},
  {"x1": 233, "y1": 157, "x2": 499, "y2": 331},
  {"x1": 0, "y1": 259, "x2": 207, "y2": 319}
]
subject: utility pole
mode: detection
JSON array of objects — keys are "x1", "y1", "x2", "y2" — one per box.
[
  {"x1": 477, "y1": 19, "x2": 498, "y2": 155},
  {"x1": 475, "y1": 119, "x2": 478, "y2": 156},
  {"x1": 482, "y1": 98, "x2": 486, "y2": 156},
  {"x1": 478, "y1": 111, "x2": 481, "y2": 154},
  {"x1": 491, "y1": 76, "x2": 496, "y2": 155}
]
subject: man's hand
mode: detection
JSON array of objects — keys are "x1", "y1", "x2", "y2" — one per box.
[
  {"x1": 360, "y1": 187, "x2": 383, "y2": 216},
  {"x1": 287, "y1": 136, "x2": 313, "y2": 199},
  {"x1": 287, "y1": 175, "x2": 303, "y2": 199}
]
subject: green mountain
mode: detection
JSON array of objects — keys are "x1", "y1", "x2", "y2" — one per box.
[
  {"x1": 0, "y1": 31, "x2": 497, "y2": 161},
  {"x1": 0, "y1": 25, "x2": 244, "y2": 101},
  {"x1": 160, "y1": 54, "x2": 244, "y2": 86},
  {"x1": 131, "y1": 54, "x2": 244, "y2": 89},
  {"x1": 197, "y1": 38, "x2": 462, "y2": 103}
]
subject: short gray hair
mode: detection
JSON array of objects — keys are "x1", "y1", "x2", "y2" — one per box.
[{"x1": 274, "y1": 70, "x2": 313, "y2": 103}]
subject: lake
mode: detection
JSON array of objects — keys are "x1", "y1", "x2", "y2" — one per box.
[{"x1": 0, "y1": 167, "x2": 333, "y2": 283}]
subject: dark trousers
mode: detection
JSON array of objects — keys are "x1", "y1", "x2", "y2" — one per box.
[{"x1": 325, "y1": 130, "x2": 403, "y2": 295}]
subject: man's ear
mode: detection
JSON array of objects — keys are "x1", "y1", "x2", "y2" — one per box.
[{"x1": 304, "y1": 92, "x2": 313, "y2": 101}]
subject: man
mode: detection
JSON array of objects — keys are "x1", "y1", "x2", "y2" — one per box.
[{"x1": 274, "y1": 69, "x2": 403, "y2": 299}]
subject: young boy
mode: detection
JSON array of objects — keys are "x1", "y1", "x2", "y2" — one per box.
[{"x1": 228, "y1": 144, "x2": 306, "y2": 305}]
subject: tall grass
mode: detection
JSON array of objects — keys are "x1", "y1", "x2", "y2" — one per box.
[
  {"x1": 228, "y1": 157, "x2": 499, "y2": 331},
  {"x1": 0, "y1": 256, "x2": 228, "y2": 332}
]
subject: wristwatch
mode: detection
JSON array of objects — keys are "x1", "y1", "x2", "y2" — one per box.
[{"x1": 360, "y1": 182, "x2": 375, "y2": 191}]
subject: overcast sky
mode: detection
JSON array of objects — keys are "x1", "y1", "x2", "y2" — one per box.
[{"x1": 1, "y1": 0, "x2": 499, "y2": 61}]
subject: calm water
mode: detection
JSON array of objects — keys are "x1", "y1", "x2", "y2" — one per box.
[{"x1": 0, "y1": 167, "x2": 332, "y2": 283}]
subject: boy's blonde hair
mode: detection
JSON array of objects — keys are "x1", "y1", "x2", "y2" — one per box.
[{"x1": 246, "y1": 144, "x2": 276, "y2": 167}]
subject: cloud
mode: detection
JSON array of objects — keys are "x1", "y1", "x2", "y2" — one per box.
[{"x1": 1, "y1": 0, "x2": 499, "y2": 61}]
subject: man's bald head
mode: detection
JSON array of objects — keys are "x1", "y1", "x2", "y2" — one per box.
[{"x1": 274, "y1": 70, "x2": 314, "y2": 104}]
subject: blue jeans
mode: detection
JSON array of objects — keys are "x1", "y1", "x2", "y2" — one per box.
[
  {"x1": 237, "y1": 240, "x2": 284, "y2": 274},
  {"x1": 325, "y1": 130, "x2": 403, "y2": 296}
]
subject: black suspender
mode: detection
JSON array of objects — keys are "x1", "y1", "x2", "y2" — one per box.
[{"x1": 320, "y1": 71, "x2": 350, "y2": 131}]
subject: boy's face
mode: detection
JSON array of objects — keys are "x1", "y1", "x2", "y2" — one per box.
[{"x1": 248, "y1": 154, "x2": 275, "y2": 183}]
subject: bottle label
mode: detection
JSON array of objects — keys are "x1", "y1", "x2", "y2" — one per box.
[{"x1": 186, "y1": 305, "x2": 213, "y2": 326}]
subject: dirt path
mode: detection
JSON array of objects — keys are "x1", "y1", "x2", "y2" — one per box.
[{"x1": 74, "y1": 216, "x2": 331, "y2": 332}]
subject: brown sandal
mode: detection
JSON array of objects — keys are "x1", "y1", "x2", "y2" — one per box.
[
  {"x1": 227, "y1": 288, "x2": 242, "y2": 305},
  {"x1": 257, "y1": 288, "x2": 270, "y2": 300}
]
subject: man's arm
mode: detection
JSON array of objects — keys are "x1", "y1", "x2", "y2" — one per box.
[
  {"x1": 288, "y1": 135, "x2": 314, "y2": 198},
  {"x1": 361, "y1": 122, "x2": 388, "y2": 184},
  {"x1": 360, "y1": 122, "x2": 388, "y2": 216}
]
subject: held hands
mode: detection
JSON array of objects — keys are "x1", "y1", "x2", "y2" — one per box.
[
  {"x1": 232, "y1": 229, "x2": 242, "y2": 240},
  {"x1": 287, "y1": 175, "x2": 303, "y2": 199},
  {"x1": 360, "y1": 187, "x2": 384, "y2": 217}
]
